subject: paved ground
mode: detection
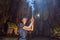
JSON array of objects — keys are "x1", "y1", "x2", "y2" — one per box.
[
  {"x1": 0, "y1": 36, "x2": 59, "y2": 40},
  {"x1": 0, "y1": 37, "x2": 49, "y2": 40}
]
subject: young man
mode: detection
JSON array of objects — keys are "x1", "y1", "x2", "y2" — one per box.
[{"x1": 18, "y1": 17, "x2": 34, "y2": 40}]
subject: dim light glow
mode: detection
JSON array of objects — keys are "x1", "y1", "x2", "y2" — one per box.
[{"x1": 37, "y1": 14, "x2": 40, "y2": 17}]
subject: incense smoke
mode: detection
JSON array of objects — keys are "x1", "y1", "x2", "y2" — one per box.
[{"x1": 26, "y1": 0, "x2": 35, "y2": 13}]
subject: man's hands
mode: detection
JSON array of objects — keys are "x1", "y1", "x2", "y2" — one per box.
[
  {"x1": 31, "y1": 16, "x2": 34, "y2": 23},
  {"x1": 23, "y1": 26, "x2": 27, "y2": 30},
  {"x1": 23, "y1": 16, "x2": 34, "y2": 31},
  {"x1": 23, "y1": 26, "x2": 31, "y2": 31}
]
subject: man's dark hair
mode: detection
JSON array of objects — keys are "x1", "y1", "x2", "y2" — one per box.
[{"x1": 19, "y1": 17, "x2": 27, "y2": 24}]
